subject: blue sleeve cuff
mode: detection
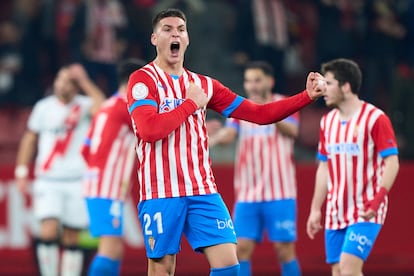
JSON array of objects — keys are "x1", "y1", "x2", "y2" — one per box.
[
  {"x1": 380, "y1": 147, "x2": 398, "y2": 158},
  {"x1": 317, "y1": 152, "x2": 328, "y2": 162},
  {"x1": 129, "y1": 99, "x2": 158, "y2": 113},
  {"x1": 222, "y1": 95, "x2": 244, "y2": 117}
]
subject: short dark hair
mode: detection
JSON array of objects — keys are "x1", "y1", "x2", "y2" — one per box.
[
  {"x1": 117, "y1": 58, "x2": 146, "y2": 85},
  {"x1": 152, "y1": 8, "x2": 187, "y2": 31},
  {"x1": 244, "y1": 61, "x2": 275, "y2": 77},
  {"x1": 321, "y1": 58, "x2": 362, "y2": 95}
]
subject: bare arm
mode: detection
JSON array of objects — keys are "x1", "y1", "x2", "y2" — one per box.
[
  {"x1": 276, "y1": 120, "x2": 299, "y2": 138},
  {"x1": 306, "y1": 161, "x2": 329, "y2": 239},
  {"x1": 15, "y1": 130, "x2": 38, "y2": 194},
  {"x1": 208, "y1": 126, "x2": 237, "y2": 147},
  {"x1": 70, "y1": 63, "x2": 106, "y2": 115}
]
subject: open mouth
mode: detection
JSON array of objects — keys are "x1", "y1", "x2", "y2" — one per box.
[{"x1": 170, "y1": 42, "x2": 180, "y2": 55}]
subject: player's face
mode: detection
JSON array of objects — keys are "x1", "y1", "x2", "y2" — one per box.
[
  {"x1": 53, "y1": 68, "x2": 78, "y2": 102},
  {"x1": 151, "y1": 17, "x2": 189, "y2": 66},
  {"x1": 244, "y1": 68, "x2": 273, "y2": 103},
  {"x1": 323, "y1": 72, "x2": 345, "y2": 108}
]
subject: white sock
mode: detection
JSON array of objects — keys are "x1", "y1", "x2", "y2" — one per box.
[
  {"x1": 36, "y1": 242, "x2": 59, "y2": 276},
  {"x1": 61, "y1": 248, "x2": 84, "y2": 276}
]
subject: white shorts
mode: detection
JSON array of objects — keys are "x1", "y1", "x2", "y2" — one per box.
[{"x1": 33, "y1": 178, "x2": 89, "y2": 229}]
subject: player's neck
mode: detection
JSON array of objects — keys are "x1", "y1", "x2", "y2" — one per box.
[
  {"x1": 338, "y1": 97, "x2": 363, "y2": 121},
  {"x1": 154, "y1": 58, "x2": 183, "y2": 76}
]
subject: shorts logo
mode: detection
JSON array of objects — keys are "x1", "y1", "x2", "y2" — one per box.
[
  {"x1": 132, "y1": 83, "x2": 148, "y2": 100},
  {"x1": 349, "y1": 231, "x2": 373, "y2": 253},
  {"x1": 148, "y1": 236, "x2": 155, "y2": 251},
  {"x1": 216, "y1": 218, "x2": 234, "y2": 230}
]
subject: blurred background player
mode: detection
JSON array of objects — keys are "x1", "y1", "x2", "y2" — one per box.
[
  {"x1": 81, "y1": 58, "x2": 145, "y2": 276},
  {"x1": 306, "y1": 58, "x2": 400, "y2": 276},
  {"x1": 209, "y1": 61, "x2": 301, "y2": 276},
  {"x1": 14, "y1": 63, "x2": 105, "y2": 276},
  {"x1": 126, "y1": 8, "x2": 325, "y2": 276}
]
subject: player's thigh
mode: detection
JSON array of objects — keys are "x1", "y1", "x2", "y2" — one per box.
[
  {"x1": 184, "y1": 194, "x2": 237, "y2": 253},
  {"x1": 86, "y1": 198, "x2": 124, "y2": 237},
  {"x1": 325, "y1": 228, "x2": 347, "y2": 265},
  {"x1": 263, "y1": 199, "x2": 297, "y2": 242},
  {"x1": 138, "y1": 197, "x2": 187, "y2": 259},
  {"x1": 33, "y1": 179, "x2": 63, "y2": 222},
  {"x1": 61, "y1": 180, "x2": 88, "y2": 229},
  {"x1": 233, "y1": 202, "x2": 262, "y2": 241},
  {"x1": 342, "y1": 222, "x2": 382, "y2": 262},
  {"x1": 98, "y1": 236, "x2": 124, "y2": 259},
  {"x1": 339, "y1": 252, "x2": 364, "y2": 275}
]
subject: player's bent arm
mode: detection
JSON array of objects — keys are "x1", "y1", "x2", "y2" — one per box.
[
  {"x1": 230, "y1": 91, "x2": 312, "y2": 125},
  {"x1": 276, "y1": 120, "x2": 299, "y2": 138},
  {"x1": 80, "y1": 79, "x2": 106, "y2": 115},
  {"x1": 129, "y1": 100, "x2": 198, "y2": 142},
  {"x1": 208, "y1": 127, "x2": 237, "y2": 147},
  {"x1": 381, "y1": 154, "x2": 399, "y2": 192}
]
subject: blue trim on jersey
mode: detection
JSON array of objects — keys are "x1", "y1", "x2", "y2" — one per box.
[
  {"x1": 225, "y1": 120, "x2": 240, "y2": 132},
  {"x1": 128, "y1": 99, "x2": 158, "y2": 114},
  {"x1": 380, "y1": 147, "x2": 398, "y2": 158},
  {"x1": 284, "y1": 116, "x2": 299, "y2": 125},
  {"x1": 317, "y1": 152, "x2": 328, "y2": 162},
  {"x1": 222, "y1": 95, "x2": 244, "y2": 117},
  {"x1": 83, "y1": 138, "x2": 91, "y2": 146},
  {"x1": 170, "y1": 74, "x2": 180, "y2": 80}
]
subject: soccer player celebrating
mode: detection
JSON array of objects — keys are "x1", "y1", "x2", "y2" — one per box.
[
  {"x1": 127, "y1": 8, "x2": 326, "y2": 275},
  {"x1": 82, "y1": 58, "x2": 145, "y2": 276},
  {"x1": 209, "y1": 61, "x2": 301, "y2": 276},
  {"x1": 306, "y1": 58, "x2": 400, "y2": 276}
]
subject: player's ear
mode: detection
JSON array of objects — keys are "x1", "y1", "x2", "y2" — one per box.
[{"x1": 151, "y1": 33, "x2": 157, "y2": 46}]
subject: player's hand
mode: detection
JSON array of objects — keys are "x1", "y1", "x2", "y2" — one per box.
[
  {"x1": 69, "y1": 63, "x2": 90, "y2": 86},
  {"x1": 360, "y1": 186, "x2": 388, "y2": 220},
  {"x1": 306, "y1": 210, "x2": 322, "y2": 239},
  {"x1": 360, "y1": 208, "x2": 376, "y2": 220},
  {"x1": 186, "y1": 82, "x2": 208, "y2": 109},
  {"x1": 15, "y1": 177, "x2": 29, "y2": 195},
  {"x1": 305, "y1": 72, "x2": 326, "y2": 100}
]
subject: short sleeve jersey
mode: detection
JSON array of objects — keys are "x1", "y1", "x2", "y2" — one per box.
[
  {"x1": 82, "y1": 94, "x2": 136, "y2": 200},
  {"x1": 28, "y1": 94, "x2": 92, "y2": 180},
  {"x1": 228, "y1": 94, "x2": 299, "y2": 202},
  {"x1": 317, "y1": 102, "x2": 398, "y2": 229}
]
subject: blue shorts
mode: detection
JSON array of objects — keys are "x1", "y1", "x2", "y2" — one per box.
[
  {"x1": 233, "y1": 199, "x2": 297, "y2": 243},
  {"x1": 325, "y1": 222, "x2": 382, "y2": 264},
  {"x1": 137, "y1": 194, "x2": 237, "y2": 259},
  {"x1": 86, "y1": 198, "x2": 124, "y2": 237}
]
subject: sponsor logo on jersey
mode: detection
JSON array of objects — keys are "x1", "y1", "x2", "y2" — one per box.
[{"x1": 159, "y1": 98, "x2": 184, "y2": 113}]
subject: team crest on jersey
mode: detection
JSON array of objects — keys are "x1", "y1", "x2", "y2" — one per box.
[
  {"x1": 159, "y1": 98, "x2": 184, "y2": 113},
  {"x1": 132, "y1": 83, "x2": 148, "y2": 100},
  {"x1": 148, "y1": 236, "x2": 155, "y2": 251}
]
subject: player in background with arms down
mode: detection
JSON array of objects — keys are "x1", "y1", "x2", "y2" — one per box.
[
  {"x1": 306, "y1": 58, "x2": 399, "y2": 276},
  {"x1": 14, "y1": 63, "x2": 105, "y2": 276},
  {"x1": 81, "y1": 58, "x2": 145, "y2": 276},
  {"x1": 127, "y1": 8, "x2": 326, "y2": 276},
  {"x1": 208, "y1": 61, "x2": 301, "y2": 276}
]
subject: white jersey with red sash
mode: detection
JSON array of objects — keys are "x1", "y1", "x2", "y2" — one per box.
[
  {"x1": 228, "y1": 94, "x2": 299, "y2": 202},
  {"x1": 28, "y1": 94, "x2": 92, "y2": 180},
  {"x1": 82, "y1": 94, "x2": 136, "y2": 200},
  {"x1": 317, "y1": 102, "x2": 398, "y2": 229}
]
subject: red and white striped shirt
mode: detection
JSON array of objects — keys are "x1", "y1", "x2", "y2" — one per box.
[
  {"x1": 228, "y1": 94, "x2": 298, "y2": 202},
  {"x1": 127, "y1": 62, "x2": 313, "y2": 201},
  {"x1": 82, "y1": 94, "x2": 136, "y2": 200},
  {"x1": 318, "y1": 102, "x2": 398, "y2": 229}
]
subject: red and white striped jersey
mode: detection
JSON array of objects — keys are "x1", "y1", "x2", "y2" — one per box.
[
  {"x1": 318, "y1": 102, "x2": 398, "y2": 229},
  {"x1": 82, "y1": 94, "x2": 136, "y2": 200},
  {"x1": 229, "y1": 94, "x2": 299, "y2": 202},
  {"x1": 127, "y1": 63, "x2": 245, "y2": 201}
]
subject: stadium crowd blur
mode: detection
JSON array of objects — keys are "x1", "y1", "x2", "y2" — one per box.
[{"x1": 1, "y1": 0, "x2": 414, "y2": 160}]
